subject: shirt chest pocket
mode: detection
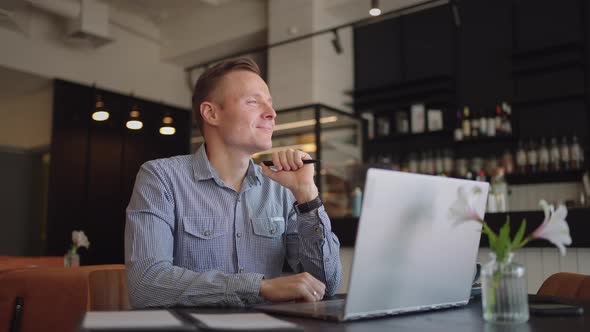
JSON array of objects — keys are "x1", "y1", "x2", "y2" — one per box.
[
  {"x1": 251, "y1": 217, "x2": 285, "y2": 238},
  {"x1": 183, "y1": 216, "x2": 227, "y2": 240},
  {"x1": 181, "y1": 216, "x2": 228, "y2": 270}
]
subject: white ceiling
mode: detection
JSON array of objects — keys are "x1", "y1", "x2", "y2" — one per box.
[{"x1": 101, "y1": 0, "x2": 236, "y2": 25}]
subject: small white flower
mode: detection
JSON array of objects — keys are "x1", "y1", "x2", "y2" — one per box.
[
  {"x1": 449, "y1": 186, "x2": 484, "y2": 225},
  {"x1": 532, "y1": 200, "x2": 571, "y2": 256},
  {"x1": 72, "y1": 230, "x2": 90, "y2": 249}
]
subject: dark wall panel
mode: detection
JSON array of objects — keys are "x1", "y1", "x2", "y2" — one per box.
[
  {"x1": 47, "y1": 80, "x2": 191, "y2": 264},
  {"x1": 354, "y1": 18, "x2": 402, "y2": 91},
  {"x1": 514, "y1": 0, "x2": 583, "y2": 52},
  {"x1": 402, "y1": 4, "x2": 453, "y2": 81},
  {"x1": 458, "y1": 0, "x2": 512, "y2": 108}
]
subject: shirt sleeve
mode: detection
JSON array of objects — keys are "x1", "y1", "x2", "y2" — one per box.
[
  {"x1": 284, "y1": 192, "x2": 343, "y2": 296},
  {"x1": 125, "y1": 161, "x2": 264, "y2": 308}
]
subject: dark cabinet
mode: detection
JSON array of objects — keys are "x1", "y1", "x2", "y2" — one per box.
[
  {"x1": 47, "y1": 80, "x2": 191, "y2": 264},
  {"x1": 458, "y1": 0, "x2": 512, "y2": 109},
  {"x1": 513, "y1": 0, "x2": 583, "y2": 52},
  {"x1": 401, "y1": 4, "x2": 454, "y2": 81},
  {"x1": 354, "y1": 18, "x2": 402, "y2": 91}
]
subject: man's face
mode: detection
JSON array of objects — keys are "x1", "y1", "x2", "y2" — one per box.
[{"x1": 213, "y1": 70, "x2": 276, "y2": 154}]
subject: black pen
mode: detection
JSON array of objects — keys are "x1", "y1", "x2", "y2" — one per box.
[
  {"x1": 10, "y1": 296, "x2": 23, "y2": 332},
  {"x1": 262, "y1": 160, "x2": 321, "y2": 167}
]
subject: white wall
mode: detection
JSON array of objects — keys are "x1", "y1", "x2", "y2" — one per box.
[
  {"x1": 0, "y1": 8, "x2": 190, "y2": 108},
  {"x1": 0, "y1": 83, "x2": 53, "y2": 149}
]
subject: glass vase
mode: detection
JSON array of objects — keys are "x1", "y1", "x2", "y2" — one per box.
[
  {"x1": 64, "y1": 252, "x2": 80, "y2": 267},
  {"x1": 481, "y1": 252, "x2": 529, "y2": 323}
]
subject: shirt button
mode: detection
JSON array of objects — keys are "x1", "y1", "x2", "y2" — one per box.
[
  {"x1": 325, "y1": 258, "x2": 330, "y2": 263},
  {"x1": 270, "y1": 229, "x2": 275, "y2": 235},
  {"x1": 314, "y1": 226, "x2": 321, "y2": 233},
  {"x1": 204, "y1": 230, "x2": 211, "y2": 236},
  {"x1": 239, "y1": 268, "x2": 244, "y2": 273},
  {"x1": 236, "y1": 233, "x2": 242, "y2": 238}
]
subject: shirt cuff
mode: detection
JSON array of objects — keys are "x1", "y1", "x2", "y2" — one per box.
[
  {"x1": 226, "y1": 272, "x2": 265, "y2": 305},
  {"x1": 296, "y1": 205, "x2": 330, "y2": 240}
]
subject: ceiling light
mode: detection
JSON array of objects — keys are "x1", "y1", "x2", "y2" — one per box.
[
  {"x1": 369, "y1": 0, "x2": 381, "y2": 16},
  {"x1": 126, "y1": 106, "x2": 143, "y2": 130},
  {"x1": 159, "y1": 115, "x2": 176, "y2": 135},
  {"x1": 92, "y1": 94, "x2": 109, "y2": 121}
]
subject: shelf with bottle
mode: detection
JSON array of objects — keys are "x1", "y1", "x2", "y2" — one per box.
[
  {"x1": 365, "y1": 102, "x2": 454, "y2": 144},
  {"x1": 453, "y1": 103, "x2": 514, "y2": 143},
  {"x1": 365, "y1": 133, "x2": 585, "y2": 186}
]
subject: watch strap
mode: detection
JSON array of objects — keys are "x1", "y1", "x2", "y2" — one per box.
[{"x1": 294, "y1": 196, "x2": 323, "y2": 214}]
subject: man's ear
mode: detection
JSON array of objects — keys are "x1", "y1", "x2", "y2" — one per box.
[{"x1": 200, "y1": 101, "x2": 220, "y2": 127}]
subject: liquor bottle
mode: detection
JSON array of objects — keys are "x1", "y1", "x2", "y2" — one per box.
[
  {"x1": 462, "y1": 106, "x2": 471, "y2": 138},
  {"x1": 377, "y1": 115, "x2": 390, "y2": 137},
  {"x1": 479, "y1": 110, "x2": 488, "y2": 136},
  {"x1": 549, "y1": 137, "x2": 561, "y2": 172},
  {"x1": 501, "y1": 149, "x2": 515, "y2": 174},
  {"x1": 425, "y1": 151, "x2": 435, "y2": 175},
  {"x1": 454, "y1": 111, "x2": 464, "y2": 141},
  {"x1": 515, "y1": 141, "x2": 527, "y2": 174},
  {"x1": 408, "y1": 153, "x2": 419, "y2": 173},
  {"x1": 476, "y1": 169, "x2": 487, "y2": 182},
  {"x1": 443, "y1": 149, "x2": 454, "y2": 176},
  {"x1": 434, "y1": 150, "x2": 444, "y2": 175},
  {"x1": 495, "y1": 105, "x2": 503, "y2": 135},
  {"x1": 570, "y1": 135, "x2": 583, "y2": 170},
  {"x1": 487, "y1": 109, "x2": 496, "y2": 137},
  {"x1": 560, "y1": 137, "x2": 571, "y2": 171},
  {"x1": 526, "y1": 139, "x2": 538, "y2": 174},
  {"x1": 502, "y1": 102, "x2": 513, "y2": 135},
  {"x1": 471, "y1": 110, "x2": 480, "y2": 138},
  {"x1": 538, "y1": 138, "x2": 550, "y2": 173}
]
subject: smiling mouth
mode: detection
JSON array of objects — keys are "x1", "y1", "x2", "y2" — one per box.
[{"x1": 257, "y1": 126, "x2": 273, "y2": 132}]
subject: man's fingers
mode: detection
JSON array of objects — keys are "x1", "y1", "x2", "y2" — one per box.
[
  {"x1": 272, "y1": 152, "x2": 282, "y2": 171},
  {"x1": 279, "y1": 152, "x2": 290, "y2": 171},
  {"x1": 287, "y1": 149, "x2": 300, "y2": 170}
]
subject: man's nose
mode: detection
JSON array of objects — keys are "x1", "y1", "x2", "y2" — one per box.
[{"x1": 263, "y1": 103, "x2": 276, "y2": 119}]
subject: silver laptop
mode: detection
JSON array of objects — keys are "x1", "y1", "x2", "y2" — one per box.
[{"x1": 257, "y1": 168, "x2": 489, "y2": 321}]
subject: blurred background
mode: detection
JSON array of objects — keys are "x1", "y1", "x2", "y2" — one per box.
[{"x1": 1, "y1": 1, "x2": 589, "y2": 293}]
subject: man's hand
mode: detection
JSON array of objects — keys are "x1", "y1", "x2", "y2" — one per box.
[
  {"x1": 260, "y1": 149, "x2": 319, "y2": 203},
  {"x1": 259, "y1": 272, "x2": 326, "y2": 302}
]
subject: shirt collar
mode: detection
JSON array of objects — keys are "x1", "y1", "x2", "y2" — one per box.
[{"x1": 192, "y1": 144, "x2": 262, "y2": 186}]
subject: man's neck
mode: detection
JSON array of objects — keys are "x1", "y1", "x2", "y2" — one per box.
[{"x1": 205, "y1": 140, "x2": 251, "y2": 192}]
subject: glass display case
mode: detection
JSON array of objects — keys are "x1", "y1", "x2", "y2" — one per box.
[
  {"x1": 251, "y1": 104, "x2": 366, "y2": 218},
  {"x1": 190, "y1": 103, "x2": 366, "y2": 217}
]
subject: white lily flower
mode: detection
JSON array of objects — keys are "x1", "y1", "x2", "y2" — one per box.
[
  {"x1": 449, "y1": 186, "x2": 484, "y2": 225},
  {"x1": 532, "y1": 200, "x2": 571, "y2": 256},
  {"x1": 72, "y1": 230, "x2": 90, "y2": 249}
]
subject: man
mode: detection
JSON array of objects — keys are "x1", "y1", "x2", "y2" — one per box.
[{"x1": 125, "y1": 57, "x2": 342, "y2": 308}]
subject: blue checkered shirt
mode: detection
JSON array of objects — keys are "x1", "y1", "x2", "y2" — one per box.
[{"x1": 125, "y1": 144, "x2": 342, "y2": 308}]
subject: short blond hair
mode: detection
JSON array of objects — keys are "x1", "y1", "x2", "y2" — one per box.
[{"x1": 191, "y1": 57, "x2": 261, "y2": 133}]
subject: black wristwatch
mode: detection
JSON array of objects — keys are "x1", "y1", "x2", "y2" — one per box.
[{"x1": 294, "y1": 196, "x2": 323, "y2": 214}]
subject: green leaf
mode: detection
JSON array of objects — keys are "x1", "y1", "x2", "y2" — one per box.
[
  {"x1": 512, "y1": 219, "x2": 527, "y2": 250},
  {"x1": 496, "y1": 219, "x2": 511, "y2": 262},
  {"x1": 483, "y1": 223, "x2": 498, "y2": 251}
]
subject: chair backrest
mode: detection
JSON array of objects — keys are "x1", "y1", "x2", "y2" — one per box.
[
  {"x1": 88, "y1": 267, "x2": 131, "y2": 311},
  {"x1": 0, "y1": 264, "x2": 128, "y2": 332},
  {"x1": 537, "y1": 272, "x2": 590, "y2": 301}
]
